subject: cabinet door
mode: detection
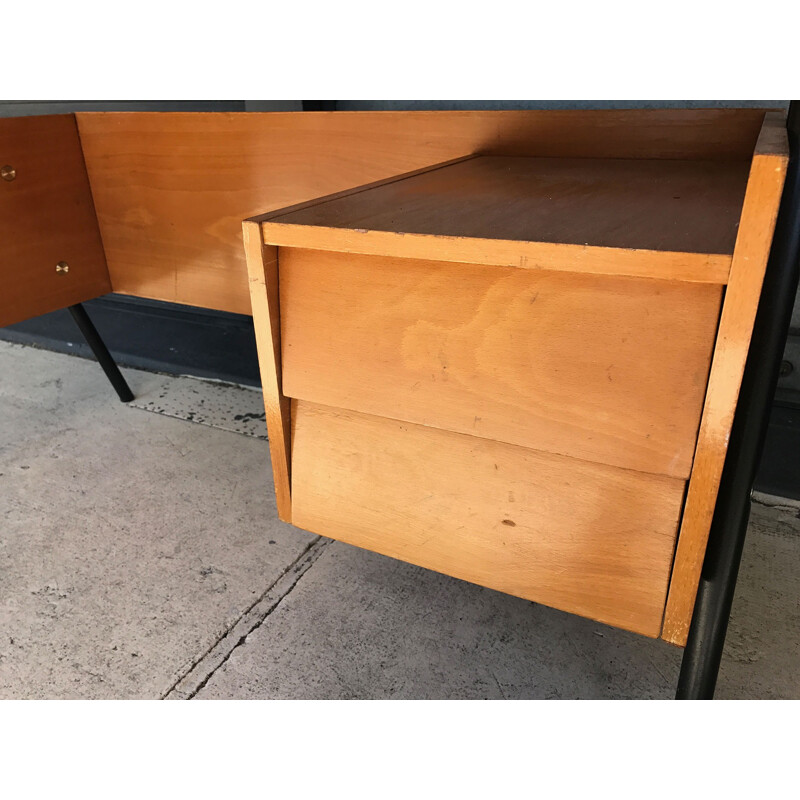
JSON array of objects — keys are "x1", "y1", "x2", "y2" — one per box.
[{"x1": 0, "y1": 114, "x2": 110, "y2": 327}]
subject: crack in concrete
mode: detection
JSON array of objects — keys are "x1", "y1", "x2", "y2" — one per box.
[
  {"x1": 162, "y1": 536, "x2": 331, "y2": 699},
  {"x1": 491, "y1": 671, "x2": 507, "y2": 700}
]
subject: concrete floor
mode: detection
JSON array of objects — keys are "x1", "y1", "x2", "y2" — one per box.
[{"x1": 1, "y1": 340, "x2": 798, "y2": 699}]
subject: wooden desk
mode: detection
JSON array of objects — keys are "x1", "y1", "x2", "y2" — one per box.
[{"x1": 0, "y1": 108, "x2": 791, "y2": 694}]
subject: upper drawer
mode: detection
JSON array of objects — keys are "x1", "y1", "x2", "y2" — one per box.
[{"x1": 280, "y1": 248, "x2": 722, "y2": 478}]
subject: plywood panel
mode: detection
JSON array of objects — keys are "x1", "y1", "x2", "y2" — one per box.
[
  {"x1": 269, "y1": 156, "x2": 750, "y2": 257},
  {"x1": 242, "y1": 223, "x2": 291, "y2": 522},
  {"x1": 76, "y1": 109, "x2": 766, "y2": 313},
  {"x1": 263, "y1": 224, "x2": 732, "y2": 285},
  {"x1": 662, "y1": 112, "x2": 790, "y2": 645},
  {"x1": 291, "y1": 400, "x2": 685, "y2": 637},
  {"x1": 0, "y1": 115, "x2": 110, "y2": 327},
  {"x1": 280, "y1": 249, "x2": 722, "y2": 478}
]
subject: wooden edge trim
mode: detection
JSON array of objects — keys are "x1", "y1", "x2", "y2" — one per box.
[
  {"x1": 242, "y1": 221, "x2": 292, "y2": 523},
  {"x1": 70, "y1": 112, "x2": 113, "y2": 289},
  {"x1": 261, "y1": 224, "x2": 733, "y2": 284},
  {"x1": 245, "y1": 154, "x2": 479, "y2": 224},
  {"x1": 660, "y1": 115, "x2": 789, "y2": 646},
  {"x1": 75, "y1": 108, "x2": 774, "y2": 162}
]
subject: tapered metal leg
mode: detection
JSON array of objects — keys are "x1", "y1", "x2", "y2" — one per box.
[
  {"x1": 677, "y1": 102, "x2": 800, "y2": 699},
  {"x1": 67, "y1": 303, "x2": 134, "y2": 402}
]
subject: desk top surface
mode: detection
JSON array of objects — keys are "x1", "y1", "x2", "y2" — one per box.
[{"x1": 266, "y1": 155, "x2": 752, "y2": 257}]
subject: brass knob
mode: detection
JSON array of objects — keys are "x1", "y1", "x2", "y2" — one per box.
[
  {"x1": 55, "y1": 261, "x2": 70, "y2": 274},
  {"x1": 1, "y1": 165, "x2": 15, "y2": 182}
]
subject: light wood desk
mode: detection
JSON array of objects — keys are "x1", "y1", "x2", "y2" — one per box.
[{"x1": 1, "y1": 108, "x2": 794, "y2": 697}]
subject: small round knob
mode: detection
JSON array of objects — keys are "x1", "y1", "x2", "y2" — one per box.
[
  {"x1": 55, "y1": 261, "x2": 70, "y2": 274},
  {"x1": 1, "y1": 165, "x2": 16, "y2": 182}
]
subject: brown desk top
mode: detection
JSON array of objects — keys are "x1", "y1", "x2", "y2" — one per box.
[{"x1": 269, "y1": 155, "x2": 751, "y2": 257}]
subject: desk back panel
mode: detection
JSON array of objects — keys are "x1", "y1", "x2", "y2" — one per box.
[
  {"x1": 0, "y1": 115, "x2": 110, "y2": 327},
  {"x1": 75, "y1": 110, "x2": 766, "y2": 315}
]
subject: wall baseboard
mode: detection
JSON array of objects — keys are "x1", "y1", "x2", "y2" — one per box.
[{"x1": 0, "y1": 294, "x2": 261, "y2": 387}]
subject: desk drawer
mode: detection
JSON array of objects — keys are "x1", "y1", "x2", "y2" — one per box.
[
  {"x1": 290, "y1": 399, "x2": 684, "y2": 636},
  {"x1": 280, "y1": 248, "x2": 721, "y2": 478}
]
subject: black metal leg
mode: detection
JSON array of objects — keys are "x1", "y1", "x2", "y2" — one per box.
[
  {"x1": 677, "y1": 102, "x2": 800, "y2": 699},
  {"x1": 67, "y1": 303, "x2": 134, "y2": 402}
]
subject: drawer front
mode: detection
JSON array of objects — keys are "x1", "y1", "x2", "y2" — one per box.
[
  {"x1": 291, "y1": 400, "x2": 684, "y2": 637},
  {"x1": 280, "y1": 248, "x2": 721, "y2": 478}
]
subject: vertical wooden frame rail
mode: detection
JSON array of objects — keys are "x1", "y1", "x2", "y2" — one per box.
[
  {"x1": 242, "y1": 221, "x2": 292, "y2": 522},
  {"x1": 662, "y1": 113, "x2": 790, "y2": 646},
  {"x1": 677, "y1": 102, "x2": 800, "y2": 698}
]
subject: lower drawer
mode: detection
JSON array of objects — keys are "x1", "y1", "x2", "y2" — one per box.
[{"x1": 290, "y1": 399, "x2": 685, "y2": 637}]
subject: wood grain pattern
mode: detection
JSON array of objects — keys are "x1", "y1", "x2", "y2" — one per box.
[
  {"x1": 269, "y1": 155, "x2": 750, "y2": 257},
  {"x1": 242, "y1": 222, "x2": 292, "y2": 522},
  {"x1": 280, "y1": 248, "x2": 722, "y2": 478},
  {"x1": 249, "y1": 154, "x2": 479, "y2": 224},
  {"x1": 76, "y1": 109, "x2": 767, "y2": 312},
  {"x1": 291, "y1": 400, "x2": 686, "y2": 637},
  {"x1": 661, "y1": 112, "x2": 790, "y2": 645},
  {"x1": 263, "y1": 223, "x2": 733, "y2": 283},
  {"x1": 0, "y1": 114, "x2": 110, "y2": 327}
]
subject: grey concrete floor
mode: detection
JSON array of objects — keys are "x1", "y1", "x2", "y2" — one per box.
[{"x1": 1, "y1": 340, "x2": 798, "y2": 699}]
